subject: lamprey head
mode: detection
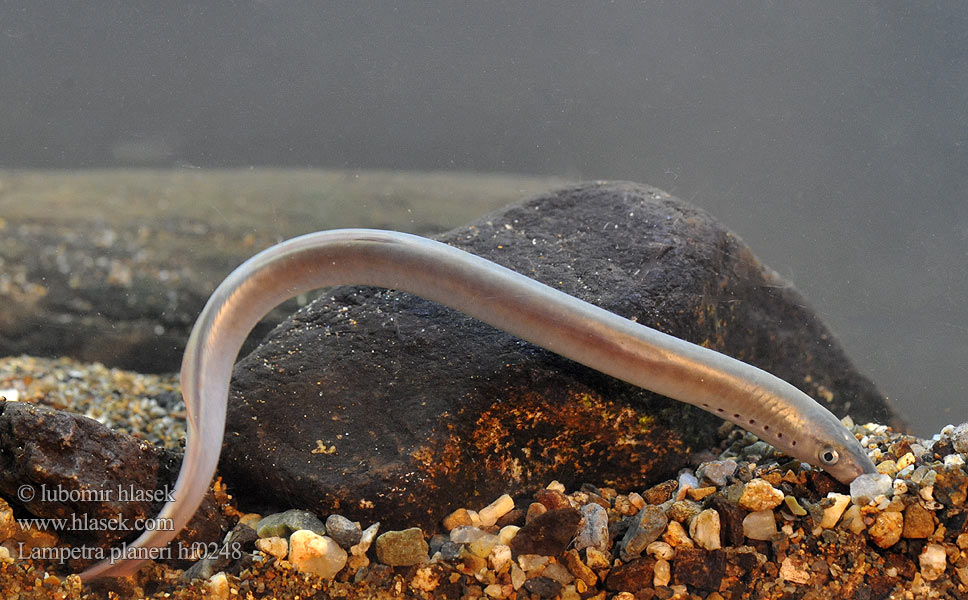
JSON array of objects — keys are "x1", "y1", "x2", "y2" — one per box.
[{"x1": 809, "y1": 422, "x2": 877, "y2": 483}]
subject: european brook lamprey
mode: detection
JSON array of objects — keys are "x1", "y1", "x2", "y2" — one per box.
[{"x1": 79, "y1": 228, "x2": 876, "y2": 580}]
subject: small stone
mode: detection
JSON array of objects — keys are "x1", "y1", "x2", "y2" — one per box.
[
  {"x1": 205, "y1": 571, "x2": 230, "y2": 600},
  {"x1": 661, "y1": 520, "x2": 694, "y2": 548},
  {"x1": 523, "y1": 576, "x2": 562, "y2": 598},
  {"x1": 934, "y1": 467, "x2": 968, "y2": 505},
  {"x1": 498, "y1": 525, "x2": 519, "y2": 545},
  {"x1": 957, "y1": 532, "x2": 968, "y2": 550},
  {"x1": 783, "y1": 495, "x2": 808, "y2": 517},
  {"x1": 689, "y1": 509, "x2": 722, "y2": 550},
  {"x1": 325, "y1": 514, "x2": 362, "y2": 549},
  {"x1": 666, "y1": 500, "x2": 702, "y2": 522},
  {"x1": 902, "y1": 503, "x2": 935, "y2": 539},
  {"x1": 0, "y1": 498, "x2": 15, "y2": 541},
  {"x1": 896, "y1": 452, "x2": 916, "y2": 470},
  {"x1": 686, "y1": 486, "x2": 717, "y2": 501},
  {"x1": 479, "y1": 494, "x2": 515, "y2": 527},
  {"x1": 254, "y1": 536, "x2": 288, "y2": 559},
  {"x1": 350, "y1": 522, "x2": 379, "y2": 556},
  {"x1": 819, "y1": 493, "x2": 851, "y2": 528},
  {"x1": 510, "y1": 563, "x2": 526, "y2": 589},
  {"x1": 450, "y1": 525, "x2": 487, "y2": 544},
  {"x1": 517, "y1": 553, "x2": 549, "y2": 573},
  {"x1": 919, "y1": 542, "x2": 947, "y2": 581},
  {"x1": 374, "y1": 528, "x2": 429, "y2": 566},
  {"x1": 442, "y1": 507, "x2": 474, "y2": 531},
  {"x1": 944, "y1": 453, "x2": 965, "y2": 469},
  {"x1": 673, "y1": 547, "x2": 725, "y2": 591},
  {"x1": 742, "y1": 510, "x2": 777, "y2": 541},
  {"x1": 697, "y1": 460, "x2": 738, "y2": 486},
  {"x1": 483, "y1": 583, "x2": 503, "y2": 598},
  {"x1": 584, "y1": 547, "x2": 611, "y2": 570},
  {"x1": 779, "y1": 556, "x2": 811, "y2": 584},
  {"x1": 841, "y1": 504, "x2": 866, "y2": 534},
  {"x1": 542, "y1": 562, "x2": 575, "y2": 585},
  {"x1": 488, "y1": 544, "x2": 512, "y2": 572},
  {"x1": 653, "y1": 558, "x2": 671, "y2": 586},
  {"x1": 509, "y1": 508, "x2": 582, "y2": 557},
  {"x1": 605, "y1": 557, "x2": 657, "y2": 592},
  {"x1": 237, "y1": 513, "x2": 262, "y2": 528},
  {"x1": 573, "y1": 503, "x2": 609, "y2": 551},
  {"x1": 618, "y1": 504, "x2": 668, "y2": 560},
  {"x1": 642, "y1": 479, "x2": 678, "y2": 504},
  {"x1": 255, "y1": 509, "x2": 325, "y2": 538},
  {"x1": 526, "y1": 502, "x2": 548, "y2": 522},
  {"x1": 288, "y1": 530, "x2": 347, "y2": 579},
  {"x1": 950, "y1": 422, "x2": 968, "y2": 454},
  {"x1": 850, "y1": 473, "x2": 894, "y2": 504},
  {"x1": 706, "y1": 495, "x2": 746, "y2": 546},
  {"x1": 562, "y1": 549, "x2": 597, "y2": 586},
  {"x1": 868, "y1": 511, "x2": 903, "y2": 548},
  {"x1": 534, "y1": 488, "x2": 571, "y2": 510},
  {"x1": 738, "y1": 478, "x2": 784, "y2": 511},
  {"x1": 876, "y1": 460, "x2": 898, "y2": 478},
  {"x1": 468, "y1": 533, "x2": 500, "y2": 558},
  {"x1": 646, "y1": 541, "x2": 674, "y2": 560}
]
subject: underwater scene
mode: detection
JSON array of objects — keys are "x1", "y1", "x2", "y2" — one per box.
[{"x1": 0, "y1": 3, "x2": 966, "y2": 599}]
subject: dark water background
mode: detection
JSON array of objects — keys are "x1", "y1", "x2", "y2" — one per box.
[{"x1": 1, "y1": 2, "x2": 965, "y2": 435}]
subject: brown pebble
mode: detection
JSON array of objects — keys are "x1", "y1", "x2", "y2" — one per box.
[
  {"x1": 604, "y1": 557, "x2": 657, "y2": 592},
  {"x1": 562, "y1": 549, "x2": 597, "y2": 587},
  {"x1": 901, "y1": 503, "x2": 935, "y2": 539},
  {"x1": 526, "y1": 502, "x2": 548, "y2": 523},
  {"x1": 933, "y1": 468, "x2": 968, "y2": 505},
  {"x1": 495, "y1": 507, "x2": 525, "y2": 528},
  {"x1": 673, "y1": 547, "x2": 725, "y2": 591},
  {"x1": 868, "y1": 511, "x2": 903, "y2": 549},
  {"x1": 706, "y1": 495, "x2": 746, "y2": 547},
  {"x1": 509, "y1": 508, "x2": 582, "y2": 557},
  {"x1": 535, "y1": 488, "x2": 572, "y2": 510},
  {"x1": 642, "y1": 480, "x2": 678, "y2": 505}
]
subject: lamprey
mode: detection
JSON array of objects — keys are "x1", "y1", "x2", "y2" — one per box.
[{"x1": 79, "y1": 228, "x2": 875, "y2": 579}]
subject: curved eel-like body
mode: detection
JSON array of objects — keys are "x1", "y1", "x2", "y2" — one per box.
[{"x1": 80, "y1": 228, "x2": 875, "y2": 580}]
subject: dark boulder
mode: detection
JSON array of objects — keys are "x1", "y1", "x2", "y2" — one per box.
[
  {"x1": 220, "y1": 181, "x2": 897, "y2": 530},
  {"x1": 0, "y1": 399, "x2": 227, "y2": 567}
]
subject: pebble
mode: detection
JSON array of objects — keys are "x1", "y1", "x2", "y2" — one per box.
[
  {"x1": 688, "y1": 508, "x2": 721, "y2": 550},
  {"x1": 645, "y1": 541, "x2": 674, "y2": 560},
  {"x1": 696, "y1": 460, "x2": 738, "y2": 486},
  {"x1": 451, "y1": 525, "x2": 487, "y2": 544},
  {"x1": 819, "y1": 493, "x2": 851, "y2": 528},
  {"x1": 573, "y1": 503, "x2": 609, "y2": 551},
  {"x1": 661, "y1": 520, "x2": 693, "y2": 548},
  {"x1": 478, "y1": 494, "x2": 515, "y2": 527},
  {"x1": 488, "y1": 544, "x2": 512, "y2": 572},
  {"x1": 901, "y1": 502, "x2": 935, "y2": 539},
  {"x1": 868, "y1": 511, "x2": 903, "y2": 548},
  {"x1": 618, "y1": 505, "x2": 668, "y2": 560},
  {"x1": 255, "y1": 509, "x2": 326, "y2": 538},
  {"x1": 742, "y1": 510, "x2": 777, "y2": 541},
  {"x1": 523, "y1": 576, "x2": 561, "y2": 598},
  {"x1": 918, "y1": 542, "x2": 947, "y2": 581},
  {"x1": 783, "y1": 495, "x2": 807, "y2": 517},
  {"x1": 779, "y1": 556, "x2": 811, "y2": 584},
  {"x1": 738, "y1": 478, "x2": 784, "y2": 511},
  {"x1": 324, "y1": 514, "x2": 362, "y2": 549},
  {"x1": 950, "y1": 422, "x2": 968, "y2": 454},
  {"x1": 653, "y1": 558, "x2": 671, "y2": 586},
  {"x1": 288, "y1": 530, "x2": 347, "y2": 579},
  {"x1": 204, "y1": 571, "x2": 230, "y2": 600},
  {"x1": 850, "y1": 473, "x2": 893, "y2": 504},
  {"x1": 254, "y1": 536, "x2": 288, "y2": 559},
  {"x1": 374, "y1": 527, "x2": 428, "y2": 566},
  {"x1": 350, "y1": 522, "x2": 379, "y2": 556},
  {"x1": 509, "y1": 508, "x2": 582, "y2": 556}
]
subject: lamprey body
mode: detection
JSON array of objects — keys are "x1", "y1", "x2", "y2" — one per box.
[{"x1": 79, "y1": 228, "x2": 875, "y2": 580}]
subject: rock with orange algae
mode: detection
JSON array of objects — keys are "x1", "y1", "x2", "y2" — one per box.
[{"x1": 220, "y1": 182, "x2": 898, "y2": 532}]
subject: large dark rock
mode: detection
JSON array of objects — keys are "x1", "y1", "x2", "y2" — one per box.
[
  {"x1": 0, "y1": 399, "x2": 227, "y2": 567},
  {"x1": 220, "y1": 181, "x2": 898, "y2": 531}
]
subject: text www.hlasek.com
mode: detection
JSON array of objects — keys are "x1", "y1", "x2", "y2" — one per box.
[{"x1": 17, "y1": 514, "x2": 179, "y2": 565}]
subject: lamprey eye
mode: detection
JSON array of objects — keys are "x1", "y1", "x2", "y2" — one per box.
[{"x1": 818, "y1": 447, "x2": 840, "y2": 466}]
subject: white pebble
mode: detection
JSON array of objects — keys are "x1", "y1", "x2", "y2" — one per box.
[
  {"x1": 350, "y1": 522, "x2": 379, "y2": 556},
  {"x1": 849, "y1": 473, "x2": 893, "y2": 504},
  {"x1": 646, "y1": 541, "x2": 674, "y2": 560},
  {"x1": 689, "y1": 509, "x2": 721, "y2": 550},
  {"x1": 742, "y1": 510, "x2": 777, "y2": 541},
  {"x1": 943, "y1": 453, "x2": 965, "y2": 468},
  {"x1": 919, "y1": 542, "x2": 947, "y2": 581},
  {"x1": 653, "y1": 558, "x2": 671, "y2": 586},
  {"x1": 205, "y1": 571, "x2": 230, "y2": 600},
  {"x1": 254, "y1": 536, "x2": 288, "y2": 559},
  {"x1": 288, "y1": 530, "x2": 347, "y2": 579},
  {"x1": 479, "y1": 494, "x2": 514, "y2": 527},
  {"x1": 0, "y1": 389, "x2": 18, "y2": 402},
  {"x1": 488, "y1": 544, "x2": 512, "y2": 572},
  {"x1": 820, "y1": 493, "x2": 851, "y2": 529}
]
